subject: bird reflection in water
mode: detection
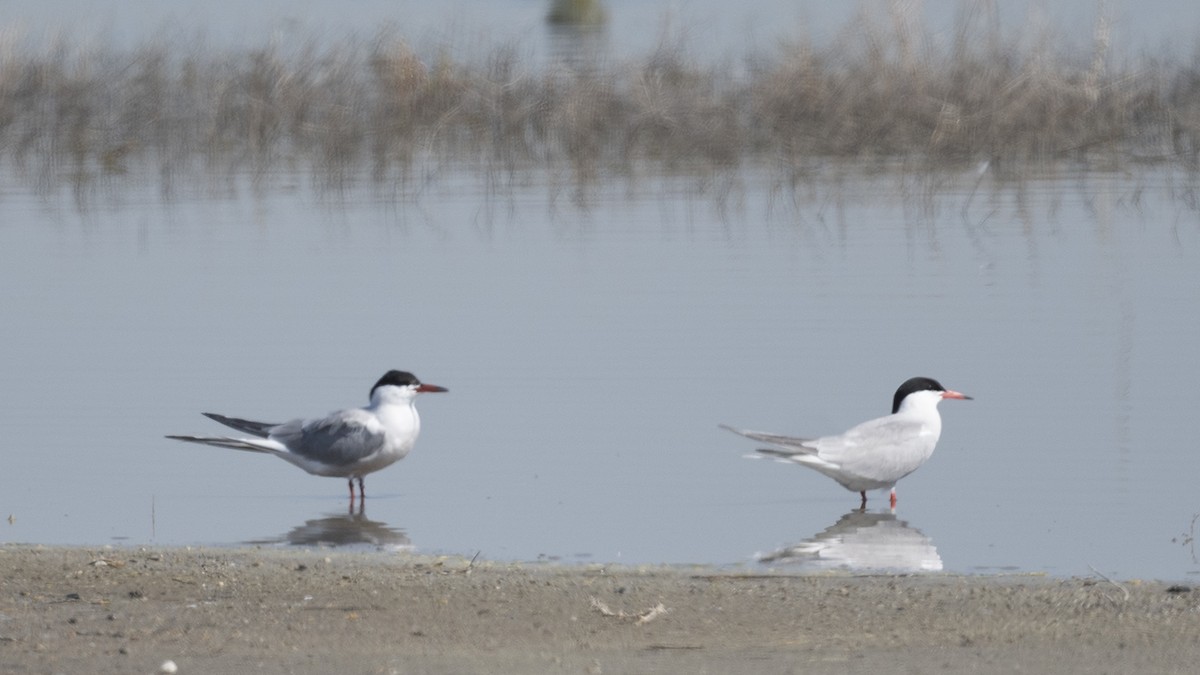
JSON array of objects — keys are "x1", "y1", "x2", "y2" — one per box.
[
  {"x1": 245, "y1": 502, "x2": 412, "y2": 551},
  {"x1": 758, "y1": 509, "x2": 942, "y2": 573}
]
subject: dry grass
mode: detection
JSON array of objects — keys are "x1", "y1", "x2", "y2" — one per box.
[{"x1": 1, "y1": 5, "x2": 1199, "y2": 191}]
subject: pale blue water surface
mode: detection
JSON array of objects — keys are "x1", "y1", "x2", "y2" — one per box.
[
  {"x1": 2, "y1": 0, "x2": 1200, "y2": 579},
  {"x1": 2, "y1": 166, "x2": 1199, "y2": 581},
  {"x1": 3, "y1": 0, "x2": 1200, "y2": 61}
]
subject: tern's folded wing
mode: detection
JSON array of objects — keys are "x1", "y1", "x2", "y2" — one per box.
[
  {"x1": 271, "y1": 414, "x2": 387, "y2": 468},
  {"x1": 813, "y1": 416, "x2": 933, "y2": 479}
]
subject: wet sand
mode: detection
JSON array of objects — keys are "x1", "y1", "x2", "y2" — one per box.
[{"x1": 2, "y1": 545, "x2": 1198, "y2": 674}]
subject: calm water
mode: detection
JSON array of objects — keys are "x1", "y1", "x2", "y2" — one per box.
[
  {"x1": 4, "y1": 0, "x2": 1200, "y2": 60},
  {"x1": 2, "y1": 166, "x2": 1199, "y2": 580},
  {"x1": 3, "y1": 0, "x2": 1200, "y2": 579}
]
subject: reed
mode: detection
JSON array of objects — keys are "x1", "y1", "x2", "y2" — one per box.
[{"x1": 0, "y1": 6, "x2": 1196, "y2": 191}]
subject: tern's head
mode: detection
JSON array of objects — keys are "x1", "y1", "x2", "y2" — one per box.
[
  {"x1": 370, "y1": 370, "x2": 448, "y2": 405},
  {"x1": 892, "y1": 377, "x2": 972, "y2": 414}
]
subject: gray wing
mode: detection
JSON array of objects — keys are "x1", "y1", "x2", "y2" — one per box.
[
  {"x1": 202, "y1": 413, "x2": 280, "y2": 438},
  {"x1": 719, "y1": 424, "x2": 816, "y2": 455},
  {"x1": 270, "y1": 415, "x2": 386, "y2": 468},
  {"x1": 818, "y1": 415, "x2": 926, "y2": 457},
  {"x1": 812, "y1": 415, "x2": 932, "y2": 479}
]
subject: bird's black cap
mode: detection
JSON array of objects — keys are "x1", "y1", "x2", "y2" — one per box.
[
  {"x1": 371, "y1": 370, "x2": 422, "y2": 395},
  {"x1": 892, "y1": 377, "x2": 948, "y2": 414},
  {"x1": 370, "y1": 370, "x2": 447, "y2": 397}
]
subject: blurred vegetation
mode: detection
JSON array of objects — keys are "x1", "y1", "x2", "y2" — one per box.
[{"x1": 1, "y1": 5, "x2": 1198, "y2": 192}]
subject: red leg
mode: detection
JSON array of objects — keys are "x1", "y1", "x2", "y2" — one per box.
[
  {"x1": 889, "y1": 488, "x2": 897, "y2": 509},
  {"x1": 348, "y1": 478, "x2": 356, "y2": 501}
]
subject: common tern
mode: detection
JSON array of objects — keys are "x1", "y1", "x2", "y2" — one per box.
[
  {"x1": 167, "y1": 370, "x2": 447, "y2": 500},
  {"x1": 722, "y1": 377, "x2": 971, "y2": 508}
]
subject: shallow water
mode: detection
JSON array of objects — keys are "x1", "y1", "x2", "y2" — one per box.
[
  {"x1": 2, "y1": 166, "x2": 1198, "y2": 580},
  {"x1": 4, "y1": 0, "x2": 1198, "y2": 60}
]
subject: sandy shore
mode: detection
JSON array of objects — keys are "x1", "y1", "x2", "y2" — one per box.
[{"x1": 2, "y1": 545, "x2": 1198, "y2": 674}]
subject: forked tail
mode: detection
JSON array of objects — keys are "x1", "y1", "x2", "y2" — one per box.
[
  {"x1": 201, "y1": 413, "x2": 278, "y2": 438},
  {"x1": 164, "y1": 435, "x2": 273, "y2": 453}
]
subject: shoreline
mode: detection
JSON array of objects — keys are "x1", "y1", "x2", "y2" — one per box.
[{"x1": 3, "y1": 545, "x2": 1198, "y2": 674}]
